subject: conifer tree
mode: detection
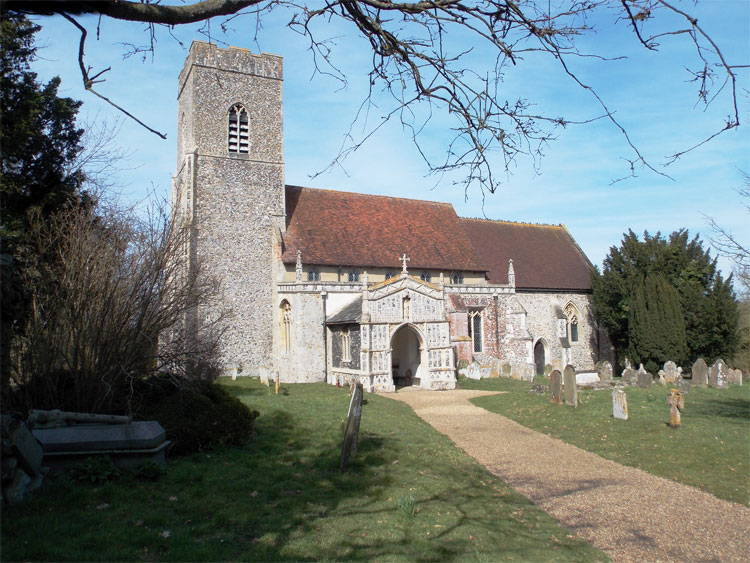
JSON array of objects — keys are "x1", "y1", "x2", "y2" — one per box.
[{"x1": 593, "y1": 229, "x2": 738, "y2": 370}]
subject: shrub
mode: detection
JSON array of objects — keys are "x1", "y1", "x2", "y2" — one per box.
[
  {"x1": 136, "y1": 376, "x2": 259, "y2": 456},
  {"x1": 66, "y1": 456, "x2": 120, "y2": 485}
]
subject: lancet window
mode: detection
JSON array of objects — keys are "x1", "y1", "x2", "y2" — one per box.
[{"x1": 468, "y1": 309, "x2": 483, "y2": 353}]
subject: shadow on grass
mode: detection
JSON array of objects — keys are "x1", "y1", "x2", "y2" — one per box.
[{"x1": 689, "y1": 396, "x2": 750, "y2": 419}]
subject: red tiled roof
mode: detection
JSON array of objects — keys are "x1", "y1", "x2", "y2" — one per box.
[
  {"x1": 460, "y1": 218, "x2": 593, "y2": 290},
  {"x1": 282, "y1": 186, "x2": 486, "y2": 271}
]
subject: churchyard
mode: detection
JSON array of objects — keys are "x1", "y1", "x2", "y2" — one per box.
[
  {"x1": 463, "y1": 374, "x2": 749, "y2": 505},
  {"x1": 1, "y1": 380, "x2": 606, "y2": 562}
]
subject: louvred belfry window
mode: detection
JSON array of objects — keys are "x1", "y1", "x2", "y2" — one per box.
[{"x1": 228, "y1": 104, "x2": 249, "y2": 154}]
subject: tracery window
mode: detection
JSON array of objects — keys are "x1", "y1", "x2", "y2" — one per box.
[
  {"x1": 341, "y1": 328, "x2": 351, "y2": 362},
  {"x1": 228, "y1": 104, "x2": 249, "y2": 154},
  {"x1": 420, "y1": 271, "x2": 431, "y2": 283},
  {"x1": 450, "y1": 271, "x2": 464, "y2": 284},
  {"x1": 307, "y1": 269, "x2": 320, "y2": 282},
  {"x1": 564, "y1": 302, "x2": 580, "y2": 344},
  {"x1": 468, "y1": 309, "x2": 483, "y2": 353},
  {"x1": 281, "y1": 301, "x2": 292, "y2": 354},
  {"x1": 348, "y1": 270, "x2": 360, "y2": 282}
]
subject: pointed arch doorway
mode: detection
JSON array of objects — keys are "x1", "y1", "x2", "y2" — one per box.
[
  {"x1": 391, "y1": 324, "x2": 423, "y2": 388},
  {"x1": 534, "y1": 340, "x2": 547, "y2": 376}
]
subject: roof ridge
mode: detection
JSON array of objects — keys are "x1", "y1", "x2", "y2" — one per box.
[
  {"x1": 460, "y1": 217, "x2": 562, "y2": 229},
  {"x1": 286, "y1": 184, "x2": 453, "y2": 207}
]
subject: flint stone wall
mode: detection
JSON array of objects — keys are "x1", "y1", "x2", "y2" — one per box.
[{"x1": 515, "y1": 292, "x2": 611, "y2": 372}]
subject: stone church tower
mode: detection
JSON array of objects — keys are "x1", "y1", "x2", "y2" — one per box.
[{"x1": 172, "y1": 41, "x2": 285, "y2": 374}]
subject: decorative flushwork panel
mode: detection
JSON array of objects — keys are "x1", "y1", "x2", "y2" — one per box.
[
  {"x1": 411, "y1": 292, "x2": 444, "y2": 322},
  {"x1": 428, "y1": 348, "x2": 454, "y2": 369},
  {"x1": 371, "y1": 351, "x2": 388, "y2": 373},
  {"x1": 372, "y1": 294, "x2": 402, "y2": 323},
  {"x1": 370, "y1": 324, "x2": 389, "y2": 351},
  {"x1": 426, "y1": 323, "x2": 450, "y2": 348}
]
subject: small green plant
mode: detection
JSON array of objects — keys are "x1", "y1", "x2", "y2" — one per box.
[
  {"x1": 130, "y1": 461, "x2": 165, "y2": 481},
  {"x1": 396, "y1": 494, "x2": 418, "y2": 518},
  {"x1": 66, "y1": 456, "x2": 120, "y2": 485}
]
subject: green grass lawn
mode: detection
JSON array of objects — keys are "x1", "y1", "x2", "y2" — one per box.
[
  {"x1": 461, "y1": 376, "x2": 750, "y2": 505},
  {"x1": 2, "y1": 379, "x2": 606, "y2": 562}
]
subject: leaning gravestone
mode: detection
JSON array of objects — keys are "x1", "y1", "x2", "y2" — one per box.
[
  {"x1": 549, "y1": 370, "x2": 562, "y2": 405},
  {"x1": 636, "y1": 364, "x2": 651, "y2": 388},
  {"x1": 612, "y1": 388, "x2": 628, "y2": 420},
  {"x1": 544, "y1": 363, "x2": 553, "y2": 376},
  {"x1": 678, "y1": 377, "x2": 691, "y2": 396},
  {"x1": 597, "y1": 360, "x2": 613, "y2": 382},
  {"x1": 563, "y1": 365, "x2": 578, "y2": 407},
  {"x1": 340, "y1": 383, "x2": 364, "y2": 471},
  {"x1": 709, "y1": 359, "x2": 729, "y2": 389},
  {"x1": 467, "y1": 362, "x2": 482, "y2": 380},
  {"x1": 691, "y1": 358, "x2": 708, "y2": 387},
  {"x1": 662, "y1": 361, "x2": 679, "y2": 383}
]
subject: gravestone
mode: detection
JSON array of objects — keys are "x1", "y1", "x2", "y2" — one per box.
[
  {"x1": 729, "y1": 369, "x2": 743, "y2": 386},
  {"x1": 480, "y1": 364, "x2": 493, "y2": 379},
  {"x1": 549, "y1": 370, "x2": 562, "y2": 405},
  {"x1": 597, "y1": 360, "x2": 613, "y2": 382},
  {"x1": 612, "y1": 388, "x2": 628, "y2": 420},
  {"x1": 657, "y1": 370, "x2": 666, "y2": 386},
  {"x1": 636, "y1": 364, "x2": 651, "y2": 388},
  {"x1": 563, "y1": 365, "x2": 577, "y2": 407},
  {"x1": 544, "y1": 363, "x2": 553, "y2": 376},
  {"x1": 622, "y1": 357, "x2": 633, "y2": 374},
  {"x1": 259, "y1": 367, "x2": 269, "y2": 387},
  {"x1": 662, "y1": 361, "x2": 679, "y2": 383},
  {"x1": 467, "y1": 362, "x2": 482, "y2": 380},
  {"x1": 622, "y1": 366, "x2": 636, "y2": 385},
  {"x1": 709, "y1": 359, "x2": 728, "y2": 389},
  {"x1": 667, "y1": 389, "x2": 684, "y2": 428},
  {"x1": 691, "y1": 358, "x2": 708, "y2": 387},
  {"x1": 501, "y1": 363, "x2": 512, "y2": 378},
  {"x1": 519, "y1": 363, "x2": 535, "y2": 382},
  {"x1": 677, "y1": 377, "x2": 691, "y2": 395},
  {"x1": 340, "y1": 383, "x2": 364, "y2": 471}
]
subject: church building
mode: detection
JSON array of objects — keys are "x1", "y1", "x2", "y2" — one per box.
[{"x1": 172, "y1": 41, "x2": 612, "y2": 392}]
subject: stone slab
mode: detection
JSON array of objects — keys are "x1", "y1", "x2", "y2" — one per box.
[
  {"x1": 576, "y1": 372, "x2": 601, "y2": 386},
  {"x1": 32, "y1": 421, "x2": 166, "y2": 453}
]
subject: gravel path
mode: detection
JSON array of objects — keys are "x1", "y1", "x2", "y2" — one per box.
[{"x1": 384, "y1": 389, "x2": 750, "y2": 563}]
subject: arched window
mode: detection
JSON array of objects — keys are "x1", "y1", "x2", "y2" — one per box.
[
  {"x1": 450, "y1": 271, "x2": 464, "y2": 284},
  {"x1": 307, "y1": 269, "x2": 320, "y2": 282},
  {"x1": 564, "y1": 302, "x2": 580, "y2": 344},
  {"x1": 348, "y1": 270, "x2": 360, "y2": 282},
  {"x1": 468, "y1": 309, "x2": 483, "y2": 353},
  {"x1": 280, "y1": 301, "x2": 292, "y2": 354},
  {"x1": 420, "y1": 271, "x2": 432, "y2": 283},
  {"x1": 341, "y1": 328, "x2": 351, "y2": 362},
  {"x1": 228, "y1": 104, "x2": 249, "y2": 154}
]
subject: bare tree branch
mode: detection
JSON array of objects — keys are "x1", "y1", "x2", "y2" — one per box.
[{"x1": 7, "y1": 0, "x2": 745, "y2": 195}]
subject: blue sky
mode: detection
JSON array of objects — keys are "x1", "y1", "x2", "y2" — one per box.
[{"x1": 28, "y1": 1, "x2": 749, "y2": 278}]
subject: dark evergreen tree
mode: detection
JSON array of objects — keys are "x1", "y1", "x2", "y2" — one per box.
[
  {"x1": 0, "y1": 13, "x2": 85, "y2": 243},
  {"x1": 628, "y1": 274, "x2": 688, "y2": 373},
  {"x1": 593, "y1": 229, "x2": 739, "y2": 370}
]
